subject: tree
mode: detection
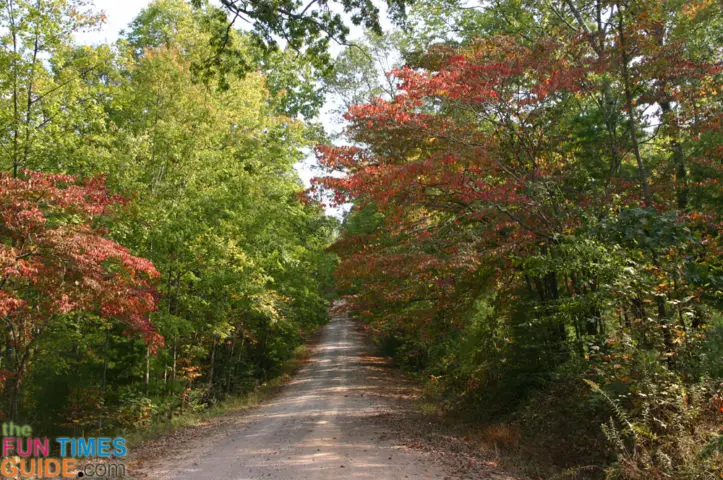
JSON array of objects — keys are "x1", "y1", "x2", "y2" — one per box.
[
  {"x1": 91, "y1": 0, "x2": 338, "y2": 416},
  {"x1": 208, "y1": 0, "x2": 410, "y2": 69},
  {"x1": 0, "y1": 0, "x2": 104, "y2": 176},
  {"x1": 0, "y1": 170, "x2": 161, "y2": 420},
  {"x1": 325, "y1": 32, "x2": 403, "y2": 115}
]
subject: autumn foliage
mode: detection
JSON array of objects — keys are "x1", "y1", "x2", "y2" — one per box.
[
  {"x1": 314, "y1": 2, "x2": 722, "y2": 477},
  {"x1": 0, "y1": 171, "x2": 161, "y2": 416}
]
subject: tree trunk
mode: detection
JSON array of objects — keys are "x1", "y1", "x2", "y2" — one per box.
[
  {"x1": 659, "y1": 101, "x2": 689, "y2": 210},
  {"x1": 617, "y1": 3, "x2": 651, "y2": 205},
  {"x1": 101, "y1": 328, "x2": 109, "y2": 396},
  {"x1": 145, "y1": 346, "x2": 150, "y2": 389},
  {"x1": 172, "y1": 340, "x2": 177, "y2": 384},
  {"x1": 207, "y1": 338, "x2": 217, "y2": 394}
]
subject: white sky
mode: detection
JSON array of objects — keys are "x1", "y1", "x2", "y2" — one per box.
[{"x1": 75, "y1": 0, "x2": 152, "y2": 45}]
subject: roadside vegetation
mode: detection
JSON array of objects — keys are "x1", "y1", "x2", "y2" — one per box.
[
  {"x1": 0, "y1": 0, "x2": 337, "y2": 440},
  {"x1": 317, "y1": 1, "x2": 723, "y2": 478}
]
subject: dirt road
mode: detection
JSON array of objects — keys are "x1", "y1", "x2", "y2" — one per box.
[{"x1": 132, "y1": 310, "x2": 516, "y2": 480}]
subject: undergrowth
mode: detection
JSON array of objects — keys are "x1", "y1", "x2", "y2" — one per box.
[{"x1": 125, "y1": 343, "x2": 311, "y2": 448}]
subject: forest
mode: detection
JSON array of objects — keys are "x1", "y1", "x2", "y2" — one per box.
[
  {"x1": 0, "y1": 0, "x2": 338, "y2": 438},
  {"x1": 0, "y1": 0, "x2": 721, "y2": 478}
]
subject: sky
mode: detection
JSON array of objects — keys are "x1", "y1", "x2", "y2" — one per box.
[{"x1": 75, "y1": 0, "x2": 153, "y2": 46}]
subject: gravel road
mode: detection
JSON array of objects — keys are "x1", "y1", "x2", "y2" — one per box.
[{"x1": 136, "y1": 309, "x2": 451, "y2": 480}]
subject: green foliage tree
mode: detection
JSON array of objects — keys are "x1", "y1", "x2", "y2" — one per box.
[
  {"x1": 0, "y1": 0, "x2": 338, "y2": 435},
  {"x1": 0, "y1": 0, "x2": 105, "y2": 176},
  {"x1": 208, "y1": 0, "x2": 410, "y2": 69}
]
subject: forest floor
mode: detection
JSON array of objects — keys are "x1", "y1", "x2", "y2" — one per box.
[{"x1": 126, "y1": 309, "x2": 521, "y2": 480}]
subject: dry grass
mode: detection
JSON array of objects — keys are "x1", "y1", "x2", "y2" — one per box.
[{"x1": 471, "y1": 424, "x2": 523, "y2": 451}]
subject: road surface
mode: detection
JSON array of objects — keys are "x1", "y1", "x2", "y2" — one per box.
[{"x1": 137, "y1": 309, "x2": 451, "y2": 479}]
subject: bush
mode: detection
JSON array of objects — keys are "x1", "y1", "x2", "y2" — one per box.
[{"x1": 116, "y1": 392, "x2": 155, "y2": 430}]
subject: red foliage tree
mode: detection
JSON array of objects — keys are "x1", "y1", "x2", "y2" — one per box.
[
  {"x1": 0, "y1": 171, "x2": 162, "y2": 419},
  {"x1": 314, "y1": 38, "x2": 595, "y2": 340},
  {"x1": 313, "y1": 27, "x2": 720, "y2": 351}
]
